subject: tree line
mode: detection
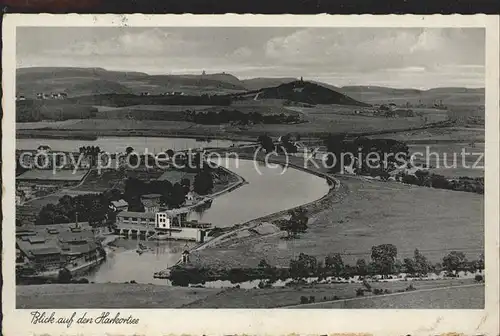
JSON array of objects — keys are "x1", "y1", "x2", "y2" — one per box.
[
  {"x1": 401, "y1": 170, "x2": 484, "y2": 194},
  {"x1": 323, "y1": 134, "x2": 409, "y2": 174},
  {"x1": 168, "y1": 244, "x2": 484, "y2": 286},
  {"x1": 123, "y1": 167, "x2": 214, "y2": 212},
  {"x1": 71, "y1": 93, "x2": 232, "y2": 107},
  {"x1": 35, "y1": 192, "x2": 116, "y2": 226},
  {"x1": 187, "y1": 109, "x2": 301, "y2": 125}
]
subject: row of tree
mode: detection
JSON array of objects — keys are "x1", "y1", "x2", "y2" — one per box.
[
  {"x1": 401, "y1": 170, "x2": 484, "y2": 194},
  {"x1": 257, "y1": 134, "x2": 302, "y2": 154},
  {"x1": 276, "y1": 208, "x2": 309, "y2": 238},
  {"x1": 71, "y1": 93, "x2": 232, "y2": 107},
  {"x1": 286, "y1": 245, "x2": 483, "y2": 280},
  {"x1": 187, "y1": 109, "x2": 301, "y2": 125},
  {"x1": 122, "y1": 167, "x2": 214, "y2": 212},
  {"x1": 35, "y1": 192, "x2": 113, "y2": 226},
  {"x1": 169, "y1": 244, "x2": 484, "y2": 286},
  {"x1": 323, "y1": 134, "x2": 409, "y2": 174}
]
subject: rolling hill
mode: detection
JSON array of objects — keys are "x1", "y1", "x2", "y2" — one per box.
[
  {"x1": 256, "y1": 81, "x2": 370, "y2": 107},
  {"x1": 16, "y1": 67, "x2": 247, "y2": 98},
  {"x1": 16, "y1": 66, "x2": 483, "y2": 110}
]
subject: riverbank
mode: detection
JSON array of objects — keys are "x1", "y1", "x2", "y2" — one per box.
[
  {"x1": 196, "y1": 155, "x2": 338, "y2": 251},
  {"x1": 181, "y1": 153, "x2": 483, "y2": 271},
  {"x1": 158, "y1": 156, "x2": 340, "y2": 276}
]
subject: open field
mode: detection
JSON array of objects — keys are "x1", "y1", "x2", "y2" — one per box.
[
  {"x1": 340, "y1": 87, "x2": 484, "y2": 107},
  {"x1": 16, "y1": 283, "x2": 223, "y2": 309},
  {"x1": 408, "y1": 143, "x2": 484, "y2": 177},
  {"x1": 16, "y1": 119, "x2": 85, "y2": 130},
  {"x1": 191, "y1": 174, "x2": 483, "y2": 269},
  {"x1": 291, "y1": 283, "x2": 484, "y2": 309},
  {"x1": 370, "y1": 127, "x2": 484, "y2": 143},
  {"x1": 16, "y1": 101, "x2": 459, "y2": 140},
  {"x1": 73, "y1": 169, "x2": 126, "y2": 192},
  {"x1": 38, "y1": 119, "x2": 195, "y2": 131},
  {"x1": 16, "y1": 169, "x2": 88, "y2": 182},
  {"x1": 16, "y1": 278, "x2": 481, "y2": 309},
  {"x1": 185, "y1": 278, "x2": 480, "y2": 308},
  {"x1": 20, "y1": 194, "x2": 63, "y2": 210}
]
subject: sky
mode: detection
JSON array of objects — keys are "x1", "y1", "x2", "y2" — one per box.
[{"x1": 16, "y1": 27, "x2": 485, "y2": 89}]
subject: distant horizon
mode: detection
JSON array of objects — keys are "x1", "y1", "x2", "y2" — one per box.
[
  {"x1": 15, "y1": 66, "x2": 485, "y2": 91},
  {"x1": 17, "y1": 27, "x2": 485, "y2": 90}
]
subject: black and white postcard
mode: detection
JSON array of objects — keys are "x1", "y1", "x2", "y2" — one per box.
[{"x1": 2, "y1": 14, "x2": 499, "y2": 336}]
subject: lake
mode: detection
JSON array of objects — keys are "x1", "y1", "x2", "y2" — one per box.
[{"x1": 87, "y1": 158, "x2": 330, "y2": 284}]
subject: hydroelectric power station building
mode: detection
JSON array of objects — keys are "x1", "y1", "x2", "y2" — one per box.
[{"x1": 115, "y1": 208, "x2": 211, "y2": 243}]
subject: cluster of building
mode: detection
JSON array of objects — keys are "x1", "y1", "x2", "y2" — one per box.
[
  {"x1": 112, "y1": 193, "x2": 212, "y2": 243},
  {"x1": 16, "y1": 183, "x2": 60, "y2": 205},
  {"x1": 15, "y1": 92, "x2": 69, "y2": 101},
  {"x1": 16, "y1": 222, "x2": 105, "y2": 280},
  {"x1": 139, "y1": 91, "x2": 186, "y2": 96},
  {"x1": 36, "y1": 92, "x2": 68, "y2": 100},
  {"x1": 352, "y1": 104, "x2": 415, "y2": 118}
]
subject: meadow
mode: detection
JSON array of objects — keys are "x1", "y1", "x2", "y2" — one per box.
[
  {"x1": 16, "y1": 283, "x2": 223, "y2": 309},
  {"x1": 299, "y1": 283, "x2": 484, "y2": 309},
  {"x1": 16, "y1": 278, "x2": 481, "y2": 309},
  {"x1": 183, "y1": 278, "x2": 479, "y2": 308},
  {"x1": 191, "y1": 175, "x2": 483, "y2": 269}
]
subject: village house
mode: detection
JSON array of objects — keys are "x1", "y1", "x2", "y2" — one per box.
[
  {"x1": 36, "y1": 93, "x2": 50, "y2": 100},
  {"x1": 110, "y1": 199, "x2": 129, "y2": 212},
  {"x1": 16, "y1": 223, "x2": 104, "y2": 279},
  {"x1": 184, "y1": 192, "x2": 196, "y2": 206},
  {"x1": 141, "y1": 193, "x2": 162, "y2": 213}
]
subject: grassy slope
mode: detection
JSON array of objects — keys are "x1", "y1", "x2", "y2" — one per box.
[
  {"x1": 16, "y1": 279, "x2": 484, "y2": 309},
  {"x1": 190, "y1": 175, "x2": 483, "y2": 269},
  {"x1": 16, "y1": 283, "x2": 223, "y2": 309},
  {"x1": 16, "y1": 279, "x2": 481, "y2": 309},
  {"x1": 295, "y1": 283, "x2": 484, "y2": 309},
  {"x1": 184, "y1": 279, "x2": 481, "y2": 309}
]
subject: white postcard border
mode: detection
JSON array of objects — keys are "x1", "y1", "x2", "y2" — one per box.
[{"x1": 2, "y1": 14, "x2": 499, "y2": 336}]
